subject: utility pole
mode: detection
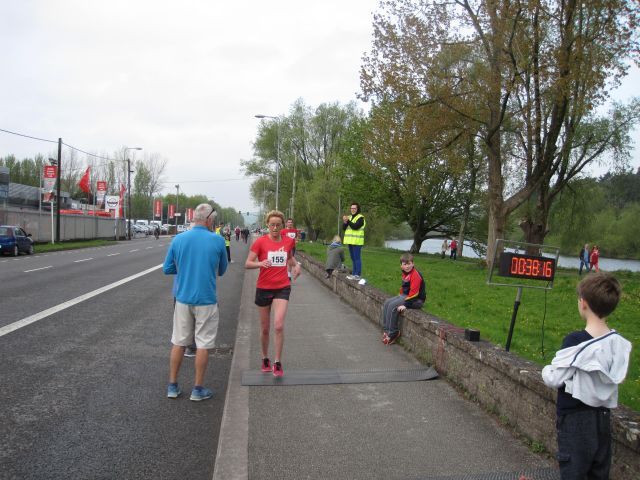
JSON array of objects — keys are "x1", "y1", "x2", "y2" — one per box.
[{"x1": 55, "y1": 138, "x2": 62, "y2": 243}]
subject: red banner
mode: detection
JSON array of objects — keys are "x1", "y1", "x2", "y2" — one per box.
[
  {"x1": 186, "y1": 208, "x2": 193, "y2": 222},
  {"x1": 96, "y1": 181, "x2": 107, "y2": 192},
  {"x1": 154, "y1": 199, "x2": 162, "y2": 218},
  {"x1": 168, "y1": 204, "x2": 175, "y2": 218},
  {"x1": 78, "y1": 167, "x2": 91, "y2": 193},
  {"x1": 44, "y1": 165, "x2": 57, "y2": 179},
  {"x1": 43, "y1": 165, "x2": 58, "y2": 202},
  {"x1": 118, "y1": 184, "x2": 126, "y2": 219}
]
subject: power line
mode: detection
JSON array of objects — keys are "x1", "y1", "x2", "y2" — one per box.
[
  {"x1": 161, "y1": 178, "x2": 250, "y2": 184},
  {"x1": 1, "y1": 127, "x2": 120, "y2": 161},
  {"x1": 0, "y1": 128, "x2": 57, "y2": 144}
]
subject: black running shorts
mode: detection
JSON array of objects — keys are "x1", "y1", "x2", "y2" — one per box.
[{"x1": 255, "y1": 286, "x2": 291, "y2": 307}]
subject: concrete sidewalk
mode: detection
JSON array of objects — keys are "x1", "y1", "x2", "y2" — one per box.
[{"x1": 214, "y1": 267, "x2": 556, "y2": 480}]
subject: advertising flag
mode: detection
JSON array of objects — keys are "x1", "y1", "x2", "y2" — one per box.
[
  {"x1": 118, "y1": 184, "x2": 126, "y2": 218},
  {"x1": 168, "y1": 204, "x2": 175, "y2": 218},
  {"x1": 154, "y1": 199, "x2": 162, "y2": 218},
  {"x1": 78, "y1": 167, "x2": 91, "y2": 193}
]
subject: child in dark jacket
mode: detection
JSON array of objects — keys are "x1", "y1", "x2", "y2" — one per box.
[
  {"x1": 325, "y1": 235, "x2": 345, "y2": 278},
  {"x1": 382, "y1": 253, "x2": 426, "y2": 344},
  {"x1": 542, "y1": 273, "x2": 631, "y2": 479}
]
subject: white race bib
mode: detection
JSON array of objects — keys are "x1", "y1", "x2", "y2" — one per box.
[
  {"x1": 267, "y1": 250, "x2": 287, "y2": 267},
  {"x1": 287, "y1": 232, "x2": 296, "y2": 239}
]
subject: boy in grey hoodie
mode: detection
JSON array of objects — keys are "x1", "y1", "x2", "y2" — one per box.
[{"x1": 542, "y1": 273, "x2": 631, "y2": 480}]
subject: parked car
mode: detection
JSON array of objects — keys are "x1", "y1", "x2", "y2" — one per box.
[
  {"x1": 161, "y1": 224, "x2": 170, "y2": 234},
  {"x1": 0, "y1": 225, "x2": 34, "y2": 256}
]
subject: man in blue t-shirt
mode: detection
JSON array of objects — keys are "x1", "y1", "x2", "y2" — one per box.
[{"x1": 163, "y1": 203, "x2": 227, "y2": 402}]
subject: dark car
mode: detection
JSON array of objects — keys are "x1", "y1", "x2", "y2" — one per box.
[{"x1": 0, "y1": 225, "x2": 34, "y2": 256}]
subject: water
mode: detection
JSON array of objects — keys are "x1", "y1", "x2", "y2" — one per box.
[{"x1": 385, "y1": 239, "x2": 640, "y2": 273}]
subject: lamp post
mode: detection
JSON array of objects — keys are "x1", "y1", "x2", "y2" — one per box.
[
  {"x1": 124, "y1": 147, "x2": 142, "y2": 240},
  {"x1": 254, "y1": 114, "x2": 280, "y2": 211},
  {"x1": 175, "y1": 184, "x2": 180, "y2": 226}
]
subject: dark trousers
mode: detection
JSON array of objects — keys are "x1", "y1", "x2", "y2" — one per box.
[
  {"x1": 226, "y1": 245, "x2": 231, "y2": 262},
  {"x1": 556, "y1": 409, "x2": 611, "y2": 480}
]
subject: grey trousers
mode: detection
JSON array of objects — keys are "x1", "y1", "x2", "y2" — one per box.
[{"x1": 382, "y1": 295, "x2": 407, "y2": 336}]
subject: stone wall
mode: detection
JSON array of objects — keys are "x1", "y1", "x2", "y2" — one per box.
[{"x1": 297, "y1": 252, "x2": 640, "y2": 479}]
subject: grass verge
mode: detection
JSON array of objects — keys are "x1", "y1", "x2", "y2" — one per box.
[
  {"x1": 35, "y1": 239, "x2": 118, "y2": 253},
  {"x1": 298, "y1": 241, "x2": 639, "y2": 412}
]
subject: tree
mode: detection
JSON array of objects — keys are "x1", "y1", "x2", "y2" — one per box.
[
  {"x1": 244, "y1": 99, "x2": 365, "y2": 240},
  {"x1": 361, "y1": 0, "x2": 640, "y2": 265},
  {"x1": 341, "y1": 103, "x2": 473, "y2": 253}
]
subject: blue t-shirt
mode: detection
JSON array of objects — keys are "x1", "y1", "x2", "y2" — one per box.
[{"x1": 163, "y1": 225, "x2": 228, "y2": 305}]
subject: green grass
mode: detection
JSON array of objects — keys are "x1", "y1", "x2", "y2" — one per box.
[
  {"x1": 35, "y1": 239, "x2": 117, "y2": 253},
  {"x1": 298, "y1": 241, "x2": 640, "y2": 412}
]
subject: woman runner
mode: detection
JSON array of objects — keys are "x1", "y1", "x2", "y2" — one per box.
[{"x1": 245, "y1": 210, "x2": 301, "y2": 377}]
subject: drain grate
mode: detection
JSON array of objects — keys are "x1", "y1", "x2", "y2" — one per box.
[{"x1": 210, "y1": 345, "x2": 233, "y2": 356}]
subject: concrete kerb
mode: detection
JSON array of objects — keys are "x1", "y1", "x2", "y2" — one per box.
[
  {"x1": 296, "y1": 251, "x2": 640, "y2": 479},
  {"x1": 212, "y1": 267, "x2": 255, "y2": 480}
]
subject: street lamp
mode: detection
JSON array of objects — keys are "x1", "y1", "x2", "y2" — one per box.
[
  {"x1": 124, "y1": 147, "x2": 142, "y2": 240},
  {"x1": 175, "y1": 184, "x2": 180, "y2": 227},
  {"x1": 255, "y1": 114, "x2": 280, "y2": 211}
]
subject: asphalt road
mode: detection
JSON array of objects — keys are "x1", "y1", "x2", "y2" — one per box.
[{"x1": 0, "y1": 235, "x2": 249, "y2": 480}]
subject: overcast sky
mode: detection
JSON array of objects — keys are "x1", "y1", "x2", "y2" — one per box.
[{"x1": 1, "y1": 1, "x2": 638, "y2": 214}]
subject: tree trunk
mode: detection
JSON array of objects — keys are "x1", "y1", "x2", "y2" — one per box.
[{"x1": 520, "y1": 185, "x2": 550, "y2": 253}]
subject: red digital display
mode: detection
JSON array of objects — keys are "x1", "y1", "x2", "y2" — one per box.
[{"x1": 498, "y1": 252, "x2": 556, "y2": 281}]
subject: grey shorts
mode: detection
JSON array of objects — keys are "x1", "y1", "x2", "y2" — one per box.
[{"x1": 171, "y1": 301, "x2": 219, "y2": 349}]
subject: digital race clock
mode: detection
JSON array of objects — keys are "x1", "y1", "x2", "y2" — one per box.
[{"x1": 498, "y1": 252, "x2": 556, "y2": 281}]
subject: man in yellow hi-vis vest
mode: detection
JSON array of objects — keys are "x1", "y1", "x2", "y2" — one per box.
[{"x1": 342, "y1": 202, "x2": 365, "y2": 280}]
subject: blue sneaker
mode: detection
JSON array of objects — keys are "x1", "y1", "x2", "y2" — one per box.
[
  {"x1": 167, "y1": 383, "x2": 182, "y2": 399},
  {"x1": 190, "y1": 386, "x2": 214, "y2": 402}
]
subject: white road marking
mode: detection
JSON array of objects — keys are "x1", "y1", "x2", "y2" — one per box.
[
  {"x1": 74, "y1": 258, "x2": 93, "y2": 263},
  {"x1": 24, "y1": 266, "x2": 53, "y2": 273},
  {"x1": 0, "y1": 264, "x2": 163, "y2": 338},
  {"x1": 130, "y1": 249, "x2": 139, "y2": 252},
  {"x1": 107, "y1": 253, "x2": 120, "y2": 257}
]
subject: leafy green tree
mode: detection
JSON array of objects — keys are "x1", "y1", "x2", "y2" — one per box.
[{"x1": 361, "y1": 0, "x2": 640, "y2": 265}]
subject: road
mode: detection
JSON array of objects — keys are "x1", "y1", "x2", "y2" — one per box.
[{"x1": 0, "y1": 235, "x2": 249, "y2": 480}]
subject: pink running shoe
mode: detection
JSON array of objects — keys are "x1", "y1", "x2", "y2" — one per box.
[
  {"x1": 272, "y1": 361, "x2": 284, "y2": 377},
  {"x1": 261, "y1": 358, "x2": 271, "y2": 373}
]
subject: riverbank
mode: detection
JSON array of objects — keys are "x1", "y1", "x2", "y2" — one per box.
[
  {"x1": 385, "y1": 238, "x2": 640, "y2": 273},
  {"x1": 298, "y1": 242, "x2": 639, "y2": 411}
]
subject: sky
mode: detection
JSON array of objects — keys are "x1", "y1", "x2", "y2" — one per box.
[
  {"x1": 0, "y1": 0, "x2": 380, "y2": 214},
  {"x1": 1, "y1": 1, "x2": 638, "y2": 215}
]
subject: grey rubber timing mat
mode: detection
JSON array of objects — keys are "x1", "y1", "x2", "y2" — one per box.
[{"x1": 241, "y1": 366, "x2": 438, "y2": 386}]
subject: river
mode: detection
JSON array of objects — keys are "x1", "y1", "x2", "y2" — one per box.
[{"x1": 385, "y1": 239, "x2": 640, "y2": 273}]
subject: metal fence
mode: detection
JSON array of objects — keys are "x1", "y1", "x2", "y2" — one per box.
[{"x1": 0, "y1": 206, "x2": 127, "y2": 242}]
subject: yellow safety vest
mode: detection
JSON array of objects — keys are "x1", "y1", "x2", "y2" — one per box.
[{"x1": 344, "y1": 214, "x2": 365, "y2": 246}]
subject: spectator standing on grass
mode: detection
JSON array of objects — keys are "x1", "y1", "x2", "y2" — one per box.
[
  {"x1": 579, "y1": 243, "x2": 590, "y2": 275},
  {"x1": 325, "y1": 235, "x2": 345, "y2": 279},
  {"x1": 542, "y1": 273, "x2": 631, "y2": 480},
  {"x1": 449, "y1": 238, "x2": 458, "y2": 260},
  {"x1": 162, "y1": 204, "x2": 228, "y2": 402},
  {"x1": 381, "y1": 252, "x2": 426, "y2": 345},
  {"x1": 590, "y1": 245, "x2": 600, "y2": 273},
  {"x1": 440, "y1": 239, "x2": 448, "y2": 259},
  {"x1": 342, "y1": 202, "x2": 366, "y2": 280}
]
